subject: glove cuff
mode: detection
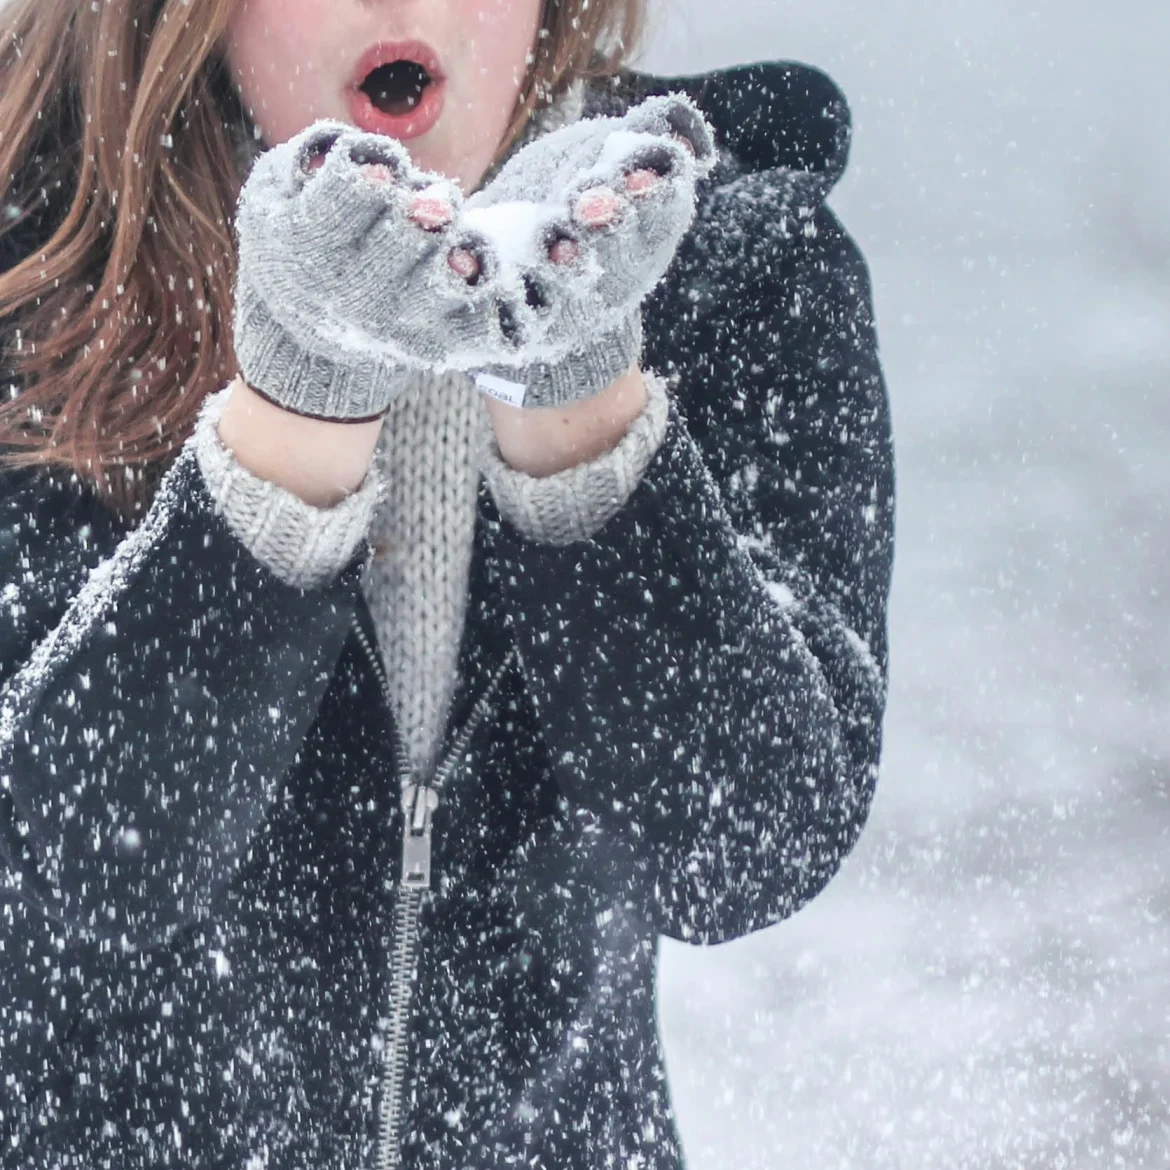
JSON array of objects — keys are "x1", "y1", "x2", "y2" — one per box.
[
  {"x1": 474, "y1": 314, "x2": 643, "y2": 411},
  {"x1": 233, "y1": 280, "x2": 412, "y2": 422}
]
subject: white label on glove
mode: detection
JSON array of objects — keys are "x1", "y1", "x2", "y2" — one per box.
[{"x1": 473, "y1": 372, "x2": 527, "y2": 408}]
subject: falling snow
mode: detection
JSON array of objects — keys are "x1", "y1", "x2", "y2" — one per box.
[
  {"x1": 0, "y1": 1, "x2": 1164, "y2": 1168},
  {"x1": 651, "y1": 3, "x2": 1170, "y2": 1168}
]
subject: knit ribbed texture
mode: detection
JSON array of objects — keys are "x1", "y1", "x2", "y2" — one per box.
[
  {"x1": 478, "y1": 367, "x2": 672, "y2": 545},
  {"x1": 473, "y1": 316, "x2": 643, "y2": 411},
  {"x1": 361, "y1": 372, "x2": 490, "y2": 777},
  {"x1": 232, "y1": 291, "x2": 413, "y2": 422},
  {"x1": 192, "y1": 384, "x2": 384, "y2": 590}
]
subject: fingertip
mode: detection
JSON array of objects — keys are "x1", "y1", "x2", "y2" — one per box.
[
  {"x1": 548, "y1": 236, "x2": 580, "y2": 265},
  {"x1": 360, "y1": 163, "x2": 396, "y2": 186},
  {"x1": 448, "y1": 245, "x2": 481, "y2": 281},
  {"x1": 624, "y1": 168, "x2": 660, "y2": 196},
  {"x1": 409, "y1": 188, "x2": 454, "y2": 230},
  {"x1": 573, "y1": 186, "x2": 621, "y2": 228}
]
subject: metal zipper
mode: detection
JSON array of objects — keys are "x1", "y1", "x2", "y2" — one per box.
[
  {"x1": 351, "y1": 614, "x2": 414, "y2": 789},
  {"x1": 350, "y1": 614, "x2": 516, "y2": 1170}
]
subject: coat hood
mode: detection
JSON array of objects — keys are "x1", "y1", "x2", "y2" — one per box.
[
  {"x1": 584, "y1": 59, "x2": 852, "y2": 193},
  {"x1": 580, "y1": 60, "x2": 854, "y2": 286}
]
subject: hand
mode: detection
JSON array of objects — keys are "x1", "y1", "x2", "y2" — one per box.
[
  {"x1": 232, "y1": 121, "x2": 472, "y2": 422},
  {"x1": 454, "y1": 94, "x2": 717, "y2": 410}
]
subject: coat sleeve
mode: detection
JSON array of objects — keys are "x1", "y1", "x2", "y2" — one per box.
[
  {"x1": 0, "y1": 441, "x2": 367, "y2": 950},
  {"x1": 480, "y1": 205, "x2": 895, "y2": 944}
]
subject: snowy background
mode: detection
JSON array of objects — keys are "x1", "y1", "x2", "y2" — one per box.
[{"x1": 640, "y1": 2, "x2": 1170, "y2": 1166}]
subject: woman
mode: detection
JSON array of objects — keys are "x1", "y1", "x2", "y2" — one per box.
[{"x1": 0, "y1": 0, "x2": 895, "y2": 1165}]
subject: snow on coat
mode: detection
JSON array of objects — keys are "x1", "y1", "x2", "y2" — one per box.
[{"x1": 0, "y1": 60, "x2": 895, "y2": 1170}]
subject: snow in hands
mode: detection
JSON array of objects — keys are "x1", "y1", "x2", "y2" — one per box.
[
  {"x1": 231, "y1": 93, "x2": 715, "y2": 418},
  {"x1": 462, "y1": 92, "x2": 716, "y2": 408}
]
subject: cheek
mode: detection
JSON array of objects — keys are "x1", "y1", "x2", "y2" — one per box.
[
  {"x1": 437, "y1": 0, "x2": 542, "y2": 188},
  {"x1": 225, "y1": 0, "x2": 335, "y2": 144},
  {"x1": 462, "y1": 0, "x2": 543, "y2": 110}
]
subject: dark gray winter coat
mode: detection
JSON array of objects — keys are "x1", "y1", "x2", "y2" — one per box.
[{"x1": 0, "y1": 61, "x2": 895, "y2": 1169}]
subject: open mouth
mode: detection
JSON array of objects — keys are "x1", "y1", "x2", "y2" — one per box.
[
  {"x1": 359, "y1": 60, "x2": 433, "y2": 117},
  {"x1": 349, "y1": 42, "x2": 445, "y2": 139}
]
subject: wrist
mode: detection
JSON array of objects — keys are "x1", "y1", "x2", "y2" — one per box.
[
  {"x1": 483, "y1": 364, "x2": 648, "y2": 477},
  {"x1": 474, "y1": 314, "x2": 642, "y2": 414},
  {"x1": 217, "y1": 376, "x2": 383, "y2": 507}
]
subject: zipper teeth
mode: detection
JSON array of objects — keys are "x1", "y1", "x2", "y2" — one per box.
[
  {"x1": 350, "y1": 616, "x2": 413, "y2": 782},
  {"x1": 351, "y1": 615, "x2": 516, "y2": 1170},
  {"x1": 432, "y1": 645, "x2": 516, "y2": 792},
  {"x1": 373, "y1": 886, "x2": 424, "y2": 1170},
  {"x1": 351, "y1": 615, "x2": 517, "y2": 792}
]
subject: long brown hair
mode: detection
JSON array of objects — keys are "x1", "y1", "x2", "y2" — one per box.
[{"x1": 0, "y1": 0, "x2": 645, "y2": 516}]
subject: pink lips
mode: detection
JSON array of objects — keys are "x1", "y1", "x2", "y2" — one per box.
[{"x1": 348, "y1": 41, "x2": 445, "y2": 140}]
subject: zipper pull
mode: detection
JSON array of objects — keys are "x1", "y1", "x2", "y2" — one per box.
[{"x1": 400, "y1": 783, "x2": 440, "y2": 890}]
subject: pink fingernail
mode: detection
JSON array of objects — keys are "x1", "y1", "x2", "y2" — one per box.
[
  {"x1": 625, "y1": 168, "x2": 660, "y2": 196},
  {"x1": 573, "y1": 187, "x2": 620, "y2": 227},
  {"x1": 548, "y1": 237, "x2": 580, "y2": 265},
  {"x1": 410, "y1": 189, "x2": 453, "y2": 230},
  {"x1": 448, "y1": 247, "x2": 480, "y2": 280}
]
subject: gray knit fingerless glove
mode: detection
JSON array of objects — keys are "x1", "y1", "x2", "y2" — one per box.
[
  {"x1": 233, "y1": 122, "x2": 468, "y2": 422},
  {"x1": 458, "y1": 94, "x2": 716, "y2": 410}
]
